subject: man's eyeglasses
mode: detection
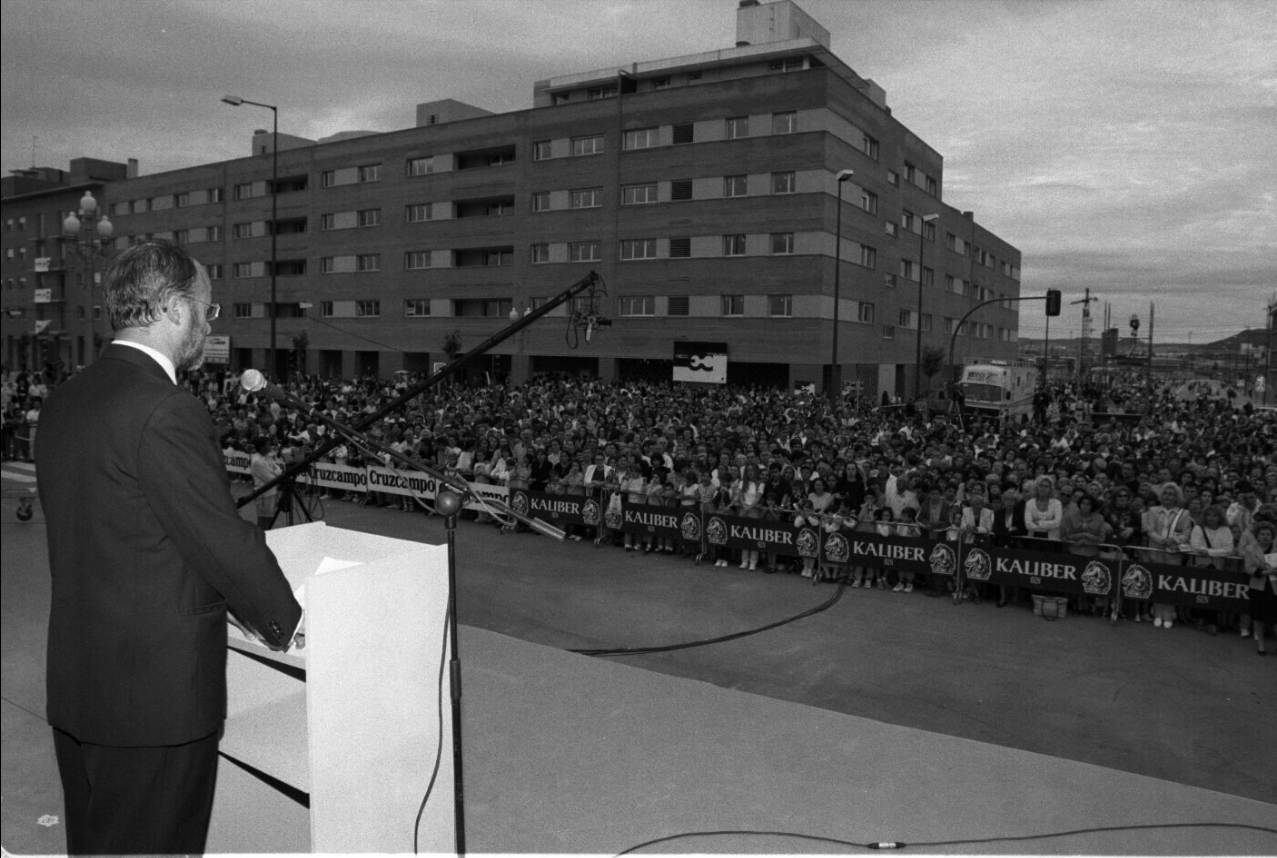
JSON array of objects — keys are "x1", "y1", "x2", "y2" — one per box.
[{"x1": 186, "y1": 297, "x2": 220, "y2": 321}]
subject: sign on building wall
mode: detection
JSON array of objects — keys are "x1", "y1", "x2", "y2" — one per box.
[
  {"x1": 33, "y1": 288, "x2": 52, "y2": 304},
  {"x1": 34, "y1": 257, "x2": 51, "y2": 273},
  {"x1": 673, "y1": 341, "x2": 728, "y2": 384},
  {"x1": 204, "y1": 335, "x2": 230, "y2": 364}
]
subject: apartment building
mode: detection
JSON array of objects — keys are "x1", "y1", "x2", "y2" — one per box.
[{"x1": 2, "y1": 0, "x2": 1021, "y2": 397}]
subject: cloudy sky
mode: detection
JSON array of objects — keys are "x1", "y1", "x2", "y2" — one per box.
[{"x1": 3, "y1": 0, "x2": 1273, "y2": 344}]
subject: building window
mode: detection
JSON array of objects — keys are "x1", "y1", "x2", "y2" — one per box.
[
  {"x1": 768, "y1": 295, "x2": 793, "y2": 317},
  {"x1": 901, "y1": 211, "x2": 916, "y2": 232},
  {"x1": 405, "y1": 299, "x2": 431, "y2": 317},
  {"x1": 672, "y1": 123, "x2": 694, "y2": 144},
  {"x1": 724, "y1": 175, "x2": 748, "y2": 198},
  {"x1": 671, "y1": 179, "x2": 693, "y2": 201},
  {"x1": 319, "y1": 257, "x2": 335, "y2": 274},
  {"x1": 898, "y1": 309, "x2": 914, "y2": 329},
  {"x1": 570, "y1": 187, "x2": 602, "y2": 209},
  {"x1": 232, "y1": 222, "x2": 254, "y2": 239},
  {"x1": 862, "y1": 134, "x2": 879, "y2": 160},
  {"x1": 772, "y1": 171, "x2": 796, "y2": 194},
  {"x1": 357, "y1": 209, "x2": 379, "y2": 227},
  {"x1": 620, "y1": 238, "x2": 656, "y2": 260},
  {"x1": 407, "y1": 156, "x2": 435, "y2": 176},
  {"x1": 173, "y1": 229, "x2": 189, "y2": 244},
  {"x1": 571, "y1": 135, "x2": 605, "y2": 156},
  {"x1": 618, "y1": 296, "x2": 656, "y2": 317},
  {"x1": 359, "y1": 164, "x2": 382, "y2": 182},
  {"x1": 531, "y1": 243, "x2": 550, "y2": 264},
  {"x1": 905, "y1": 162, "x2": 917, "y2": 184},
  {"x1": 723, "y1": 234, "x2": 746, "y2": 256},
  {"x1": 356, "y1": 300, "x2": 380, "y2": 317},
  {"x1": 175, "y1": 192, "x2": 190, "y2": 208},
  {"x1": 622, "y1": 127, "x2": 658, "y2": 150},
  {"x1": 209, "y1": 188, "x2": 224, "y2": 203},
  {"x1": 882, "y1": 324, "x2": 895, "y2": 340},
  {"x1": 232, "y1": 263, "x2": 254, "y2": 279},
  {"x1": 899, "y1": 259, "x2": 916, "y2": 280},
  {"x1": 653, "y1": 77, "x2": 671, "y2": 89},
  {"x1": 887, "y1": 169, "x2": 899, "y2": 187},
  {"x1": 455, "y1": 298, "x2": 512, "y2": 317},
  {"x1": 621, "y1": 183, "x2": 658, "y2": 205},
  {"x1": 668, "y1": 295, "x2": 689, "y2": 316},
  {"x1": 725, "y1": 116, "x2": 749, "y2": 139},
  {"x1": 356, "y1": 254, "x2": 380, "y2": 272},
  {"x1": 885, "y1": 221, "x2": 898, "y2": 237},
  {"x1": 771, "y1": 111, "x2": 797, "y2": 134},
  {"x1": 921, "y1": 267, "x2": 934, "y2": 286},
  {"x1": 884, "y1": 273, "x2": 897, "y2": 288},
  {"x1": 569, "y1": 241, "x2": 601, "y2": 262},
  {"x1": 406, "y1": 203, "x2": 433, "y2": 223},
  {"x1": 859, "y1": 246, "x2": 876, "y2": 268},
  {"x1": 861, "y1": 191, "x2": 878, "y2": 214},
  {"x1": 232, "y1": 182, "x2": 255, "y2": 200},
  {"x1": 405, "y1": 250, "x2": 432, "y2": 270},
  {"x1": 207, "y1": 264, "x2": 223, "y2": 280},
  {"x1": 769, "y1": 57, "x2": 805, "y2": 72},
  {"x1": 858, "y1": 302, "x2": 874, "y2": 324},
  {"x1": 927, "y1": 176, "x2": 938, "y2": 196},
  {"x1": 770, "y1": 232, "x2": 794, "y2": 255},
  {"x1": 921, "y1": 313, "x2": 933, "y2": 333},
  {"x1": 668, "y1": 237, "x2": 691, "y2": 258},
  {"x1": 587, "y1": 84, "x2": 617, "y2": 100},
  {"x1": 532, "y1": 140, "x2": 552, "y2": 161},
  {"x1": 721, "y1": 295, "x2": 744, "y2": 316},
  {"x1": 233, "y1": 302, "x2": 252, "y2": 318}
]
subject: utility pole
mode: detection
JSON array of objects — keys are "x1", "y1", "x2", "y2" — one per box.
[{"x1": 1070, "y1": 288, "x2": 1098, "y2": 381}]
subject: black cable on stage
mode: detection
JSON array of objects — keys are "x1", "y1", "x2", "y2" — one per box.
[
  {"x1": 569, "y1": 580, "x2": 846, "y2": 657},
  {"x1": 412, "y1": 599, "x2": 452, "y2": 853},
  {"x1": 615, "y1": 821, "x2": 1277, "y2": 855}
]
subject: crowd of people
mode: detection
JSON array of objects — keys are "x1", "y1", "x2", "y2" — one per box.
[{"x1": 6, "y1": 364, "x2": 1276, "y2": 652}]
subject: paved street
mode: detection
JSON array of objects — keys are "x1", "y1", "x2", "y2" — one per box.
[{"x1": 3, "y1": 464, "x2": 1275, "y2": 850}]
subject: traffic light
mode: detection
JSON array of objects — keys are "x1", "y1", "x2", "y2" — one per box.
[{"x1": 1045, "y1": 289, "x2": 1062, "y2": 317}]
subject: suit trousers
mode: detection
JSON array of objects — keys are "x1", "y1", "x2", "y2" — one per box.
[{"x1": 53, "y1": 726, "x2": 220, "y2": 855}]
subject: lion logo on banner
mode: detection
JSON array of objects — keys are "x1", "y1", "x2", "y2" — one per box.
[
  {"x1": 1122, "y1": 564, "x2": 1153, "y2": 600},
  {"x1": 963, "y1": 547, "x2": 992, "y2": 581},
  {"x1": 582, "y1": 498, "x2": 601, "y2": 526},
  {"x1": 1081, "y1": 560, "x2": 1112, "y2": 596},
  {"x1": 796, "y1": 527, "x2": 820, "y2": 558},
  {"x1": 824, "y1": 532, "x2": 850, "y2": 564},
  {"x1": 929, "y1": 543, "x2": 957, "y2": 577},
  {"x1": 681, "y1": 511, "x2": 702, "y2": 542},
  {"x1": 510, "y1": 490, "x2": 529, "y2": 518},
  {"x1": 706, "y1": 516, "x2": 728, "y2": 546}
]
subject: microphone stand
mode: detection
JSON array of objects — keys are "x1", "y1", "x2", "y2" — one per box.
[{"x1": 255, "y1": 390, "x2": 561, "y2": 855}]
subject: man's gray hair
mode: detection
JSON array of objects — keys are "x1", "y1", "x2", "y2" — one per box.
[{"x1": 105, "y1": 239, "x2": 200, "y2": 331}]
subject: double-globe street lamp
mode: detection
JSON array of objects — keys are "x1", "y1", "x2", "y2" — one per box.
[
  {"x1": 61, "y1": 191, "x2": 114, "y2": 359},
  {"x1": 830, "y1": 169, "x2": 855, "y2": 403},
  {"x1": 222, "y1": 95, "x2": 279, "y2": 378},
  {"x1": 914, "y1": 212, "x2": 940, "y2": 399}
]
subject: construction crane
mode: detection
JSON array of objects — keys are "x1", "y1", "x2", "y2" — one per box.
[{"x1": 1072, "y1": 288, "x2": 1099, "y2": 377}]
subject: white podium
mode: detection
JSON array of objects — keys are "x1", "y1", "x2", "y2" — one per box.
[{"x1": 207, "y1": 521, "x2": 454, "y2": 853}]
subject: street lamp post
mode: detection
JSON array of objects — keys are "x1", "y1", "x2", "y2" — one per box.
[
  {"x1": 61, "y1": 191, "x2": 114, "y2": 360},
  {"x1": 915, "y1": 213, "x2": 939, "y2": 400},
  {"x1": 830, "y1": 169, "x2": 855, "y2": 403},
  {"x1": 222, "y1": 95, "x2": 279, "y2": 378}
]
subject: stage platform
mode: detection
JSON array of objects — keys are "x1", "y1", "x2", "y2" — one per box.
[{"x1": 202, "y1": 625, "x2": 1271, "y2": 855}]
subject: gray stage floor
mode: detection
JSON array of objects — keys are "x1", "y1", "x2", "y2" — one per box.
[{"x1": 3, "y1": 478, "x2": 1276, "y2": 854}]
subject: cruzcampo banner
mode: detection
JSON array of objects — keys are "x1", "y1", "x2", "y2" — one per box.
[{"x1": 1119, "y1": 558, "x2": 1251, "y2": 614}]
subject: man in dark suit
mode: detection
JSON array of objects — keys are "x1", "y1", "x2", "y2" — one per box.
[{"x1": 37, "y1": 240, "x2": 303, "y2": 855}]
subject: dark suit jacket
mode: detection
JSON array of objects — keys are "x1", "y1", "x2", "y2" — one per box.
[
  {"x1": 38, "y1": 344, "x2": 302, "y2": 747},
  {"x1": 992, "y1": 499, "x2": 1030, "y2": 546}
]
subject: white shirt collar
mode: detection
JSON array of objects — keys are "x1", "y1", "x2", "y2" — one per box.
[{"x1": 113, "y1": 339, "x2": 177, "y2": 385}]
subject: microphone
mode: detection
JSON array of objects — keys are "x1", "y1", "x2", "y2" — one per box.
[
  {"x1": 240, "y1": 369, "x2": 298, "y2": 405},
  {"x1": 527, "y1": 517, "x2": 567, "y2": 541}
]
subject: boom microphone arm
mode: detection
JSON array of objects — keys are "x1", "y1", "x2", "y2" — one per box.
[{"x1": 235, "y1": 270, "x2": 605, "y2": 509}]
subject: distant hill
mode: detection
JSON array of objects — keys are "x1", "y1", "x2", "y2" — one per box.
[{"x1": 1019, "y1": 328, "x2": 1266, "y2": 357}]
